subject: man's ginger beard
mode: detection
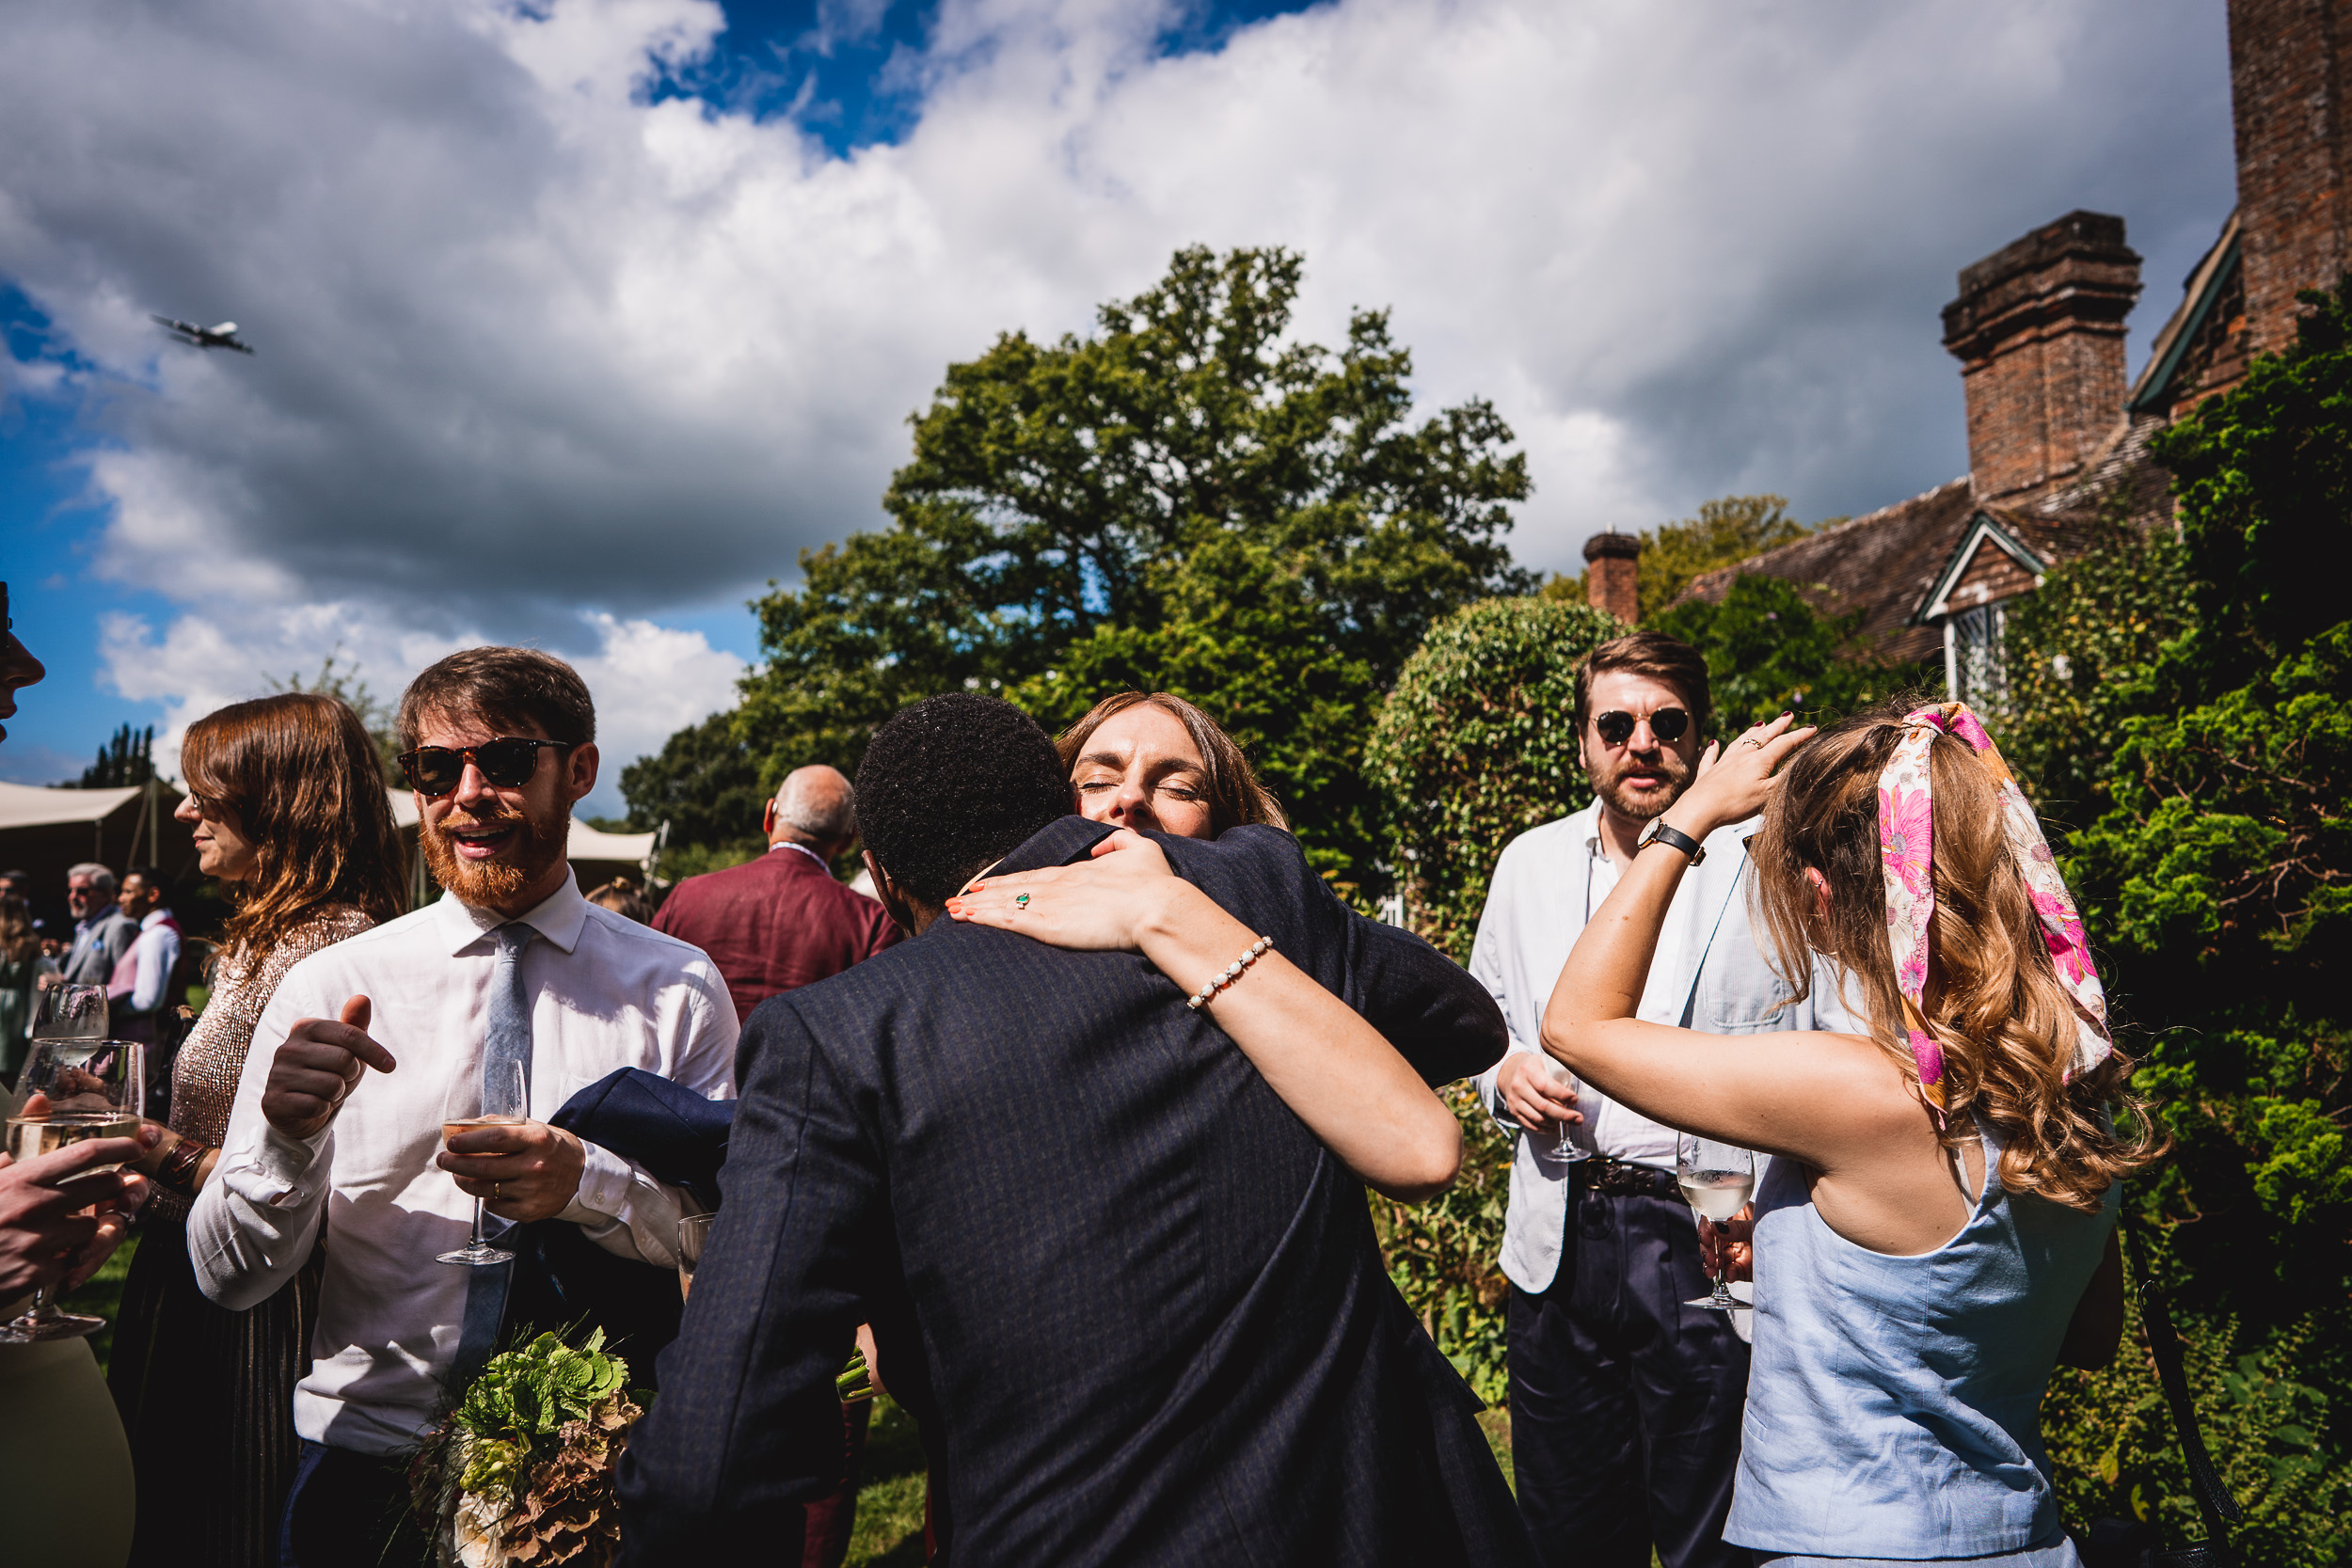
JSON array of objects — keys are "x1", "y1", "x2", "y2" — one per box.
[
  {"x1": 421, "y1": 798, "x2": 567, "y2": 906},
  {"x1": 1593, "y1": 748, "x2": 1693, "y2": 822}
]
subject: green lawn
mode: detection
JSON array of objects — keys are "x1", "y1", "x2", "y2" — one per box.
[{"x1": 60, "y1": 1227, "x2": 139, "y2": 1376}]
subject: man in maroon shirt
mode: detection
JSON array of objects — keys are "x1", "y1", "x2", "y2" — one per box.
[{"x1": 654, "y1": 765, "x2": 900, "y2": 1029}]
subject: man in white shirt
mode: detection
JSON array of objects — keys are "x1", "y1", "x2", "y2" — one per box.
[
  {"x1": 191, "y1": 646, "x2": 737, "y2": 1566},
  {"x1": 1470, "y1": 632, "x2": 1846, "y2": 1568}
]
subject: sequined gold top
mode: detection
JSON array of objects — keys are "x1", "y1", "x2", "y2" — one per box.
[{"x1": 153, "y1": 903, "x2": 377, "y2": 1222}]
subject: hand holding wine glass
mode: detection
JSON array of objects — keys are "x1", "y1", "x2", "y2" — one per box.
[
  {"x1": 2, "y1": 1038, "x2": 145, "y2": 1340},
  {"x1": 1534, "y1": 1057, "x2": 1591, "y2": 1163},
  {"x1": 1677, "y1": 1130, "x2": 1755, "y2": 1313},
  {"x1": 437, "y1": 1060, "x2": 527, "y2": 1268}
]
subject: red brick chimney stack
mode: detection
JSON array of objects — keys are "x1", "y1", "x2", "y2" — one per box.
[
  {"x1": 2228, "y1": 0, "x2": 2352, "y2": 357},
  {"x1": 1941, "y1": 211, "x2": 2142, "y2": 501},
  {"x1": 1582, "y1": 531, "x2": 1641, "y2": 624}
]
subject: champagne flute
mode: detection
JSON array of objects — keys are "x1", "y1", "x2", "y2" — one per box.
[
  {"x1": 676, "y1": 1212, "x2": 714, "y2": 1303},
  {"x1": 1, "y1": 1038, "x2": 144, "y2": 1342},
  {"x1": 31, "y1": 983, "x2": 108, "y2": 1043},
  {"x1": 1535, "y1": 1056, "x2": 1592, "y2": 1163},
  {"x1": 437, "y1": 1061, "x2": 526, "y2": 1267},
  {"x1": 1677, "y1": 1131, "x2": 1755, "y2": 1312}
]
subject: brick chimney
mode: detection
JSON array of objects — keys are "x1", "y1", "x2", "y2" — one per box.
[
  {"x1": 1582, "y1": 531, "x2": 1641, "y2": 623},
  {"x1": 1941, "y1": 211, "x2": 2142, "y2": 501},
  {"x1": 2229, "y1": 0, "x2": 2352, "y2": 357}
]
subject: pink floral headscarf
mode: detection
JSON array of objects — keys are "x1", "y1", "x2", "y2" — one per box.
[{"x1": 1879, "y1": 703, "x2": 2113, "y2": 1105}]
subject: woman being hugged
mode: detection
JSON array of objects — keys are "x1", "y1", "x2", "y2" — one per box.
[
  {"x1": 1543, "y1": 701, "x2": 2153, "y2": 1568},
  {"x1": 109, "y1": 692, "x2": 405, "y2": 1568},
  {"x1": 950, "y1": 690, "x2": 1466, "y2": 1202}
]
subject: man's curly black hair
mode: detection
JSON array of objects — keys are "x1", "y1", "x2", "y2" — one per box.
[{"x1": 854, "y1": 692, "x2": 1073, "y2": 906}]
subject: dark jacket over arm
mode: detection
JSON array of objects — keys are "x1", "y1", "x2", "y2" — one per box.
[{"x1": 619, "y1": 818, "x2": 1522, "y2": 1568}]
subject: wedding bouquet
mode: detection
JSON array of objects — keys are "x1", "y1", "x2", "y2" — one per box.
[{"x1": 409, "y1": 1328, "x2": 643, "y2": 1567}]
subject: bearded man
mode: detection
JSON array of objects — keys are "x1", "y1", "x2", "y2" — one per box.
[
  {"x1": 190, "y1": 646, "x2": 738, "y2": 1567},
  {"x1": 1468, "y1": 631, "x2": 1850, "y2": 1568}
]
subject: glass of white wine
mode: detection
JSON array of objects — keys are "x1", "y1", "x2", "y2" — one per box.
[
  {"x1": 2, "y1": 1037, "x2": 145, "y2": 1342},
  {"x1": 1535, "y1": 1056, "x2": 1591, "y2": 1163},
  {"x1": 437, "y1": 1060, "x2": 527, "y2": 1267},
  {"x1": 1676, "y1": 1130, "x2": 1755, "y2": 1313},
  {"x1": 31, "y1": 983, "x2": 108, "y2": 1043}
]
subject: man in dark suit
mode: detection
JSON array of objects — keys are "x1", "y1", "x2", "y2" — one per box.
[
  {"x1": 618, "y1": 694, "x2": 1532, "y2": 1566},
  {"x1": 651, "y1": 764, "x2": 898, "y2": 1025}
]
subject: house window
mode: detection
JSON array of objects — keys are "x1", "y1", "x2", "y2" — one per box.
[{"x1": 1946, "y1": 602, "x2": 2008, "y2": 706}]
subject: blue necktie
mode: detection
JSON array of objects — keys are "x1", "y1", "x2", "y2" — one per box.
[{"x1": 453, "y1": 923, "x2": 536, "y2": 1386}]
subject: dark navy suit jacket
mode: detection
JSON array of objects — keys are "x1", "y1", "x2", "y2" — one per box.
[{"x1": 617, "y1": 818, "x2": 1533, "y2": 1566}]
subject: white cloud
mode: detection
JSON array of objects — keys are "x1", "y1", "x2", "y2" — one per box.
[
  {"x1": 2, "y1": 0, "x2": 2234, "y2": 769},
  {"x1": 96, "y1": 605, "x2": 740, "y2": 816}
]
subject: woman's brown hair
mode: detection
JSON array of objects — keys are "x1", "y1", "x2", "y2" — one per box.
[
  {"x1": 1748, "y1": 700, "x2": 2158, "y2": 1211},
  {"x1": 1053, "y1": 692, "x2": 1288, "y2": 835},
  {"x1": 181, "y1": 692, "x2": 405, "y2": 961}
]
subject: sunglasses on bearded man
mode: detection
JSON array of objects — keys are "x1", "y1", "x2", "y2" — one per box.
[
  {"x1": 1591, "y1": 707, "x2": 1691, "y2": 747},
  {"x1": 397, "y1": 737, "x2": 572, "y2": 797}
]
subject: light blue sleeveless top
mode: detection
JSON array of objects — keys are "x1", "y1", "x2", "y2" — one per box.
[{"x1": 1725, "y1": 1120, "x2": 2116, "y2": 1560}]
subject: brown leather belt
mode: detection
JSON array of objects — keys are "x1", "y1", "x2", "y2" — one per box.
[{"x1": 1580, "y1": 1157, "x2": 1680, "y2": 1200}]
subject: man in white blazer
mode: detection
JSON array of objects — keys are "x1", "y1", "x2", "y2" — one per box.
[{"x1": 1469, "y1": 632, "x2": 1847, "y2": 1568}]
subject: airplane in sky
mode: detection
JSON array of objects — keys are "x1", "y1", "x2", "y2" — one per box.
[{"x1": 150, "y1": 315, "x2": 255, "y2": 354}]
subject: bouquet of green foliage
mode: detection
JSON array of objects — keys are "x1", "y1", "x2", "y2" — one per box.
[{"x1": 408, "y1": 1328, "x2": 643, "y2": 1567}]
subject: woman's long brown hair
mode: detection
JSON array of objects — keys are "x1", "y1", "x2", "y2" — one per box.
[
  {"x1": 1748, "y1": 703, "x2": 2159, "y2": 1211},
  {"x1": 1053, "y1": 692, "x2": 1288, "y2": 835},
  {"x1": 181, "y1": 692, "x2": 405, "y2": 961}
]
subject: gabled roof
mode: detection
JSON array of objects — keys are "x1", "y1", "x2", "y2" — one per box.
[
  {"x1": 1913, "y1": 510, "x2": 2052, "y2": 623},
  {"x1": 1674, "y1": 478, "x2": 1979, "y2": 665},
  {"x1": 2129, "y1": 212, "x2": 2242, "y2": 413}
]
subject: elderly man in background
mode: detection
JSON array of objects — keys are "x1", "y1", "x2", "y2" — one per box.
[
  {"x1": 59, "y1": 863, "x2": 136, "y2": 989},
  {"x1": 653, "y1": 765, "x2": 898, "y2": 1028}
]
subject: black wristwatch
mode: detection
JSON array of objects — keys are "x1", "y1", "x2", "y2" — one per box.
[{"x1": 1636, "y1": 819, "x2": 1707, "y2": 865}]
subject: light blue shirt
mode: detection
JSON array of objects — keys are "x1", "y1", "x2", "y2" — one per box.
[{"x1": 1728, "y1": 1121, "x2": 2116, "y2": 1560}]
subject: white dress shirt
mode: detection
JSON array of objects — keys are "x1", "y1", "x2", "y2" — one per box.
[
  {"x1": 1468, "y1": 802, "x2": 1851, "y2": 1298},
  {"x1": 189, "y1": 873, "x2": 738, "y2": 1454},
  {"x1": 125, "y1": 908, "x2": 182, "y2": 1012}
]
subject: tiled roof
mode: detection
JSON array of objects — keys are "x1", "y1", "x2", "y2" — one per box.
[{"x1": 1674, "y1": 479, "x2": 1979, "y2": 665}]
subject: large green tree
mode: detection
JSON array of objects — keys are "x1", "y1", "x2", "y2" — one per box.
[{"x1": 678, "y1": 245, "x2": 1535, "y2": 881}]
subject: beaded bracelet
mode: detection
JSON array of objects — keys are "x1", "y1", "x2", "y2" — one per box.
[{"x1": 1185, "y1": 936, "x2": 1275, "y2": 1011}]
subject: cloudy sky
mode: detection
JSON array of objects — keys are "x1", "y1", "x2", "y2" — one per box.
[{"x1": 2, "y1": 0, "x2": 2235, "y2": 815}]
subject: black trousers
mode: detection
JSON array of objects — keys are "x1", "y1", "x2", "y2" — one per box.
[
  {"x1": 1507, "y1": 1184, "x2": 1751, "y2": 1568},
  {"x1": 278, "y1": 1441, "x2": 430, "y2": 1568}
]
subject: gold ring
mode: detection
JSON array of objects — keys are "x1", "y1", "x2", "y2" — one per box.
[
  {"x1": 491, "y1": 1181, "x2": 502, "y2": 1201},
  {"x1": 1740, "y1": 737, "x2": 1763, "y2": 749}
]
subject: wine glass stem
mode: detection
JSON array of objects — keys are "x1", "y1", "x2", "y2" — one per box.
[
  {"x1": 1711, "y1": 1220, "x2": 1733, "y2": 1306},
  {"x1": 469, "y1": 1198, "x2": 487, "y2": 1251}
]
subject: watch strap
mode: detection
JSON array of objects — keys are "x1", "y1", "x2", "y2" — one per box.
[{"x1": 1640, "y1": 820, "x2": 1707, "y2": 864}]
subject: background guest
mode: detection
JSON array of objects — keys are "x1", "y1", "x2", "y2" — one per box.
[
  {"x1": 652, "y1": 764, "x2": 898, "y2": 1026},
  {"x1": 1468, "y1": 632, "x2": 1848, "y2": 1568},
  {"x1": 60, "y1": 863, "x2": 136, "y2": 990},
  {"x1": 107, "y1": 691, "x2": 405, "y2": 1568},
  {"x1": 1, "y1": 893, "x2": 58, "y2": 1083},
  {"x1": 586, "y1": 876, "x2": 656, "y2": 924},
  {"x1": 107, "y1": 865, "x2": 183, "y2": 1062}
]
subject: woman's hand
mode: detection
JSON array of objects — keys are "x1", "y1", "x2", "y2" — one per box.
[
  {"x1": 0, "y1": 1131, "x2": 157, "y2": 1299},
  {"x1": 1661, "y1": 712, "x2": 1816, "y2": 841},
  {"x1": 945, "y1": 828, "x2": 1193, "y2": 951},
  {"x1": 1698, "y1": 1206, "x2": 1755, "y2": 1283}
]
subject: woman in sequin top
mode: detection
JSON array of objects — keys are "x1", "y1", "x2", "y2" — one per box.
[{"x1": 108, "y1": 691, "x2": 405, "y2": 1568}]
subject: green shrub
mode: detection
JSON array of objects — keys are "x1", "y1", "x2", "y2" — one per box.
[
  {"x1": 1363, "y1": 595, "x2": 1622, "y2": 960},
  {"x1": 2043, "y1": 1311, "x2": 2352, "y2": 1567}
]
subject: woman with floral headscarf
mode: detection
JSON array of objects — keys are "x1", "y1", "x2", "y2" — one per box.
[{"x1": 1541, "y1": 702, "x2": 2156, "y2": 1568}]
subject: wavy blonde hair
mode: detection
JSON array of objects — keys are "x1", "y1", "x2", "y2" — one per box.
[
  {"x1": 1054, "y1": 692, "x2": 1288, "y2": 835},
  {"x1": 1749, "y1": 703, "x2": 2159, "y2": 1211}
]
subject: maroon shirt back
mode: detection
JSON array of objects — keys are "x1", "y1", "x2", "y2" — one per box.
[{"x1": 653, "y1": 846, "x2": 901, "y2": 1026}]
